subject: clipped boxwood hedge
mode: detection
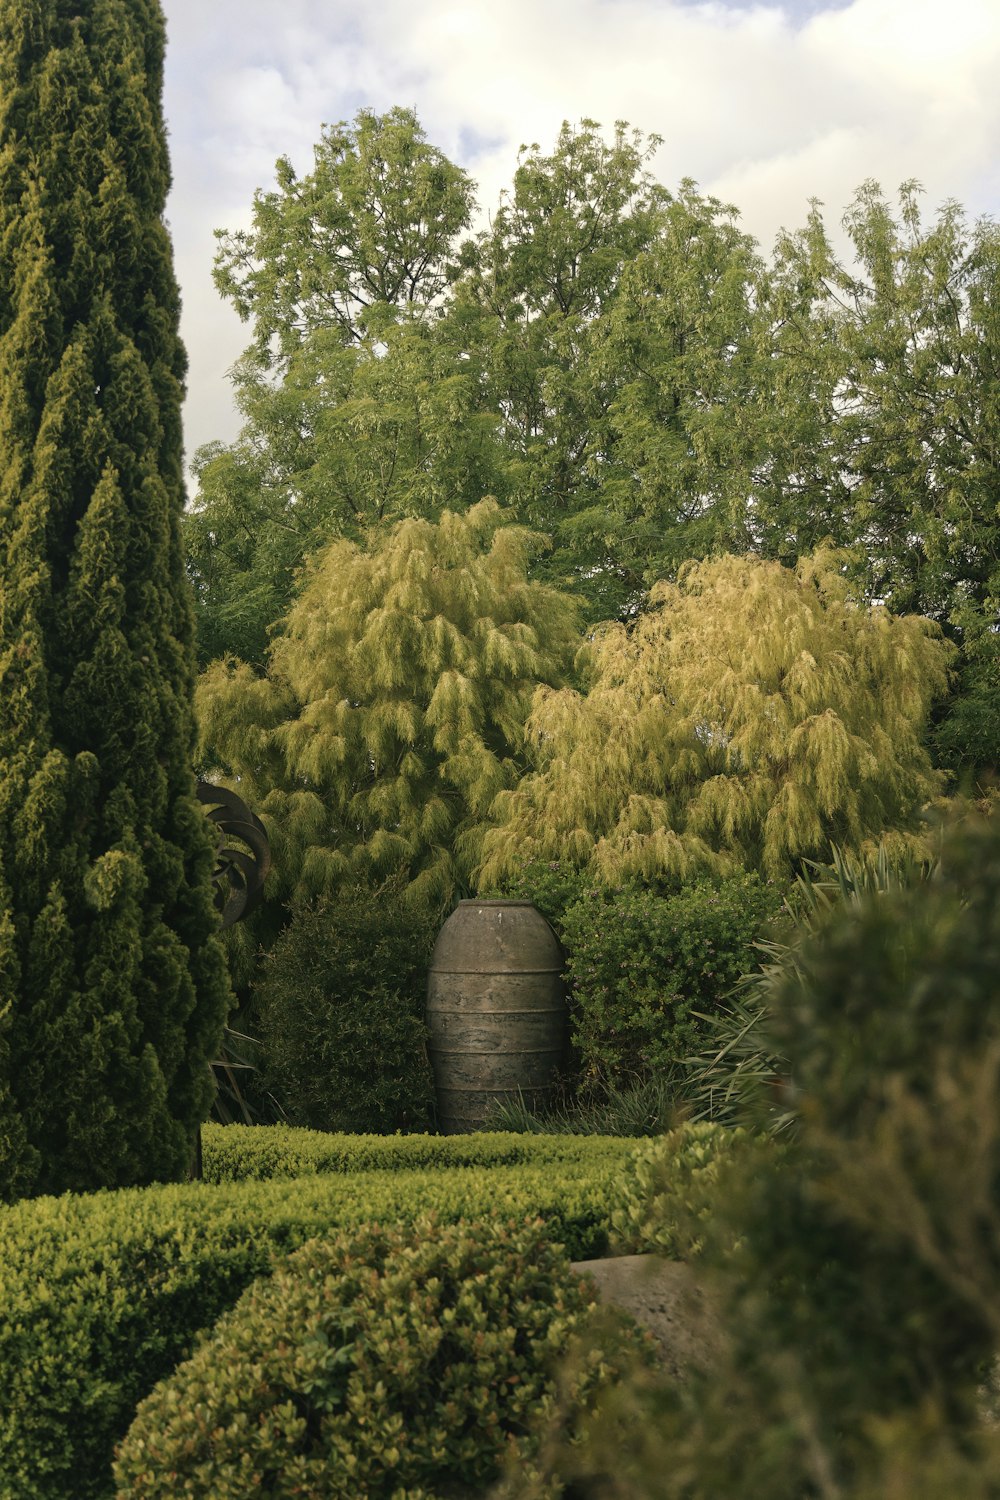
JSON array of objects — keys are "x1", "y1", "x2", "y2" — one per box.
[
  {"x1": 609, "y1": 1121, "x2": 750, "y2": 1258},
  {"x1": 114, "y1": 1215, "x2": 651, "y2": 1499},
  {"x1": 201, "y1": 1121, "x2": 636, "y2": 1182},
  {"x1": 0, "y1": 1148, "x2": 631, "y2": 1500}
]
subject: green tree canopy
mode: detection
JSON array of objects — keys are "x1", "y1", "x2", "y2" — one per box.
[
  {"x1": 589, "y1": 181, "x2": 766, "y2": 595},
  {"x1": 188, "y1": 107, "x2": 487, "y2": 666},
  {"x1": 479, "y1": 551, "x2": 953, "y2": 887},
  {"x1": 189, "y1": 118, "x2": 771, "y2": 653},
  {"x1": 450, "y1": 119, "x2": 674, "y2": 617},
  {"x1": 752, "y1": 184, "x2": 1000, "y2": 774},
  {"x1": 213, "y1": 103, "x2": 476, "y2": 364},
  {"x1": 0, "y1": 0, "x2": 230, "y2": 1198},
  {"x1": 190, "y1": 117, "x2": 999, "y2": 777},
  {"x1": 197, "y1": 500, "x2": 580, "y2": 931}
]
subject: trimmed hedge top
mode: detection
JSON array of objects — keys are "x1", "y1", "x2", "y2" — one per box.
[
  {"x1": 114, "y1": 1215, "x2": 649, "y2": 1499},
  {"x1": 0, "y1": 1142, "x2": 633, "y2": 1500},
  {"x1": 201, "y1": 1122, "x2": 637, "y2": 1182}
]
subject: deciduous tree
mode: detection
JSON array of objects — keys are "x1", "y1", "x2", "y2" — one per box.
[
  {"x1": 753, "y1": 185, "x2": 1000, "y2": 774},
  {"x1": 188, "y1": 108, "x2": 484, "y2": 665},
  {"x1": 213, "y1": 104, "x2": 475, "y2": 364},
  {"x1": 453, "y1": 119, "x2": 671, "y2": 617}
]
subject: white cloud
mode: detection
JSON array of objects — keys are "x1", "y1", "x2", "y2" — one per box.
[{"x1": 160, "y1": 0, "x2": 1000, "y2": 472}]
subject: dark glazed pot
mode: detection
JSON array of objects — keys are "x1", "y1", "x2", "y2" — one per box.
[{"x1": 426, "y1": 900, "x2": 568, "y2": 1134}]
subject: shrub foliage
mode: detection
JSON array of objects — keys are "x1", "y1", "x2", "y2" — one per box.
[
  {"x1": 510, "y1": 814, "x2": 1000, "y2": 1498},
  {"x1": 0, "y1": 1140, "x2": 632, "y2": 1500},
  {"x1": 200, "y1": 1121, "x2": 634, "y2": 1182},
  {"x1": 560, "y1": 874, "x2": 781, "y2": 1092},
  {"x1": 114, "y1": 1216, "x2": 649, "y2": 1499},
  {"x1": 254, "y1": 885, "x2": 435, "y2": 1133}
]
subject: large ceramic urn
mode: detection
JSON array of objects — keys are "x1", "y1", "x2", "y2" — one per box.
[{"x1": 426, "y1": 900, "x2": 568, "y2": 1133}]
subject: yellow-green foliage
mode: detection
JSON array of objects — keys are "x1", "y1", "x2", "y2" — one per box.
[
  {"x1": 113, "y1": 1216, "x2": 650, "y2": 1499},
  {"x1": 480, "y1": 550, "x2": 952, "y2": 886},
  {"x1": 198, "y1": 499, "x2": 580, "y2": 913},
  {"x1": 0, "y1": 1139, "x2": 631, "y2": 1500},
  {"x1": 609, "y1": 1122, "x2": 749, "y2": 1258},
  {"x1": 202, "y1": 1121, "x2": 636, "y2": 1182}
]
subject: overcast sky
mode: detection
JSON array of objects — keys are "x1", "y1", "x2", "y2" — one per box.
[{"x1": 159, "y1": 0, "x2": 1000, "y2": 475}]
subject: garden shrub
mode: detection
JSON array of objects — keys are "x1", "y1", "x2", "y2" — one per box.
[
  {"x1": 482, "y1": 856, "x2": 595, "y2": 934},
  {"x1": 609, "y1": 1122, "x2": 749, "y2": 1258},
  {"x1": 675, "y1": 845, "x2": 933, "y2": 1135},
  {"x1": 254, "y1": 884, "x2": 436, "y2": 1132},
  {"x1": 201, "y1": 1121, "x2": 633, "y2": 1182},
  {"x1": 0, "y1": 1150, "x2": 630, "y2": 1500},
  {"x1": 113, "y1": 1216, "x2": 652, "y2": 1499},
  {"x1": 560, "y1": 874, "x2": 781, "y2": 1093},
  {"x1": 500, "y1": 814, "x2": 1000, "y2": 1498}
]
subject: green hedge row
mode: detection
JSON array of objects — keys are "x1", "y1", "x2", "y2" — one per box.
[
  {"x1": 201, "y1": 1121, "x2": 635, "y2": 1182},
  {"x1": 114, "y1": 1215, "x2": 651, "y2": 1499},
  {"x1": 0, "y1": 1149, "x2": 632, "y2": 1500}
]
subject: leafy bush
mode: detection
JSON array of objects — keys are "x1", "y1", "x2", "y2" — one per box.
[
  {"x1": 677, "y1": 845, "x2": 935, "y2": 1135},
  {"x1": 482, "y1": 857, "x2": 596, "y2": 934},
  {"x1": 561, "y1": 874, "x2": 782, "y2": 1093},
  {"x1": 201, "y1": 1121, "x2": 635, "y2": 1182},
  {"x1": 501, "y1": 814, "x2": 1000, "y2": 1498},
  {"x1": 114, "y1": 1216, "x2": 651, "y2": 1499},
  {"x1": 0, "y1": 1150, "x2": 630, "y2": 1500},
  {"x1": 609, "y1": 1122, "x2": 749, "y2": 1258},
  {"x1": 254, "y1": 884, "x2": 436, "y2": 1132}
]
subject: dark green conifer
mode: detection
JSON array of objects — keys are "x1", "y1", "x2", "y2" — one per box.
[{"x1": 0, "y1": 0, "x2": 231, "y2": 1197}]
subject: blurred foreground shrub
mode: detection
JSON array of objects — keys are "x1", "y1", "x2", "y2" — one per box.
[
  {"x1": 609, "y1": 1122, "x2": 748, "y2": 1259},
  {"x1": 503, "y1": 814, "x2": 1000, "y2": 1498}
]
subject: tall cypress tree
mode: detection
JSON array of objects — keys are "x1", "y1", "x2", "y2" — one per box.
[{"x1": 0, "y1": 0, "x2": 231, "y2": 1198}]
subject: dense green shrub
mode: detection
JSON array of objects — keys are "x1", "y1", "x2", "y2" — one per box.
[
  {"x1": 676, "y1": 845, "x2": 935, "y2": 1134},
  {"x1": 609, "y1": 1122, "x2": 749, "y2": 1258},
  {"x1": 254, "y1": 885, "x2": 436, "y2": 1132},
  {"x1": 0, "y1": 1150, "x2": 629, "y2": 1500},
  {"x1": 114, "y1": 1216, "x2": 650, "y2": 1498},
  {"x1": 201, "y1": 1122, "x2": 634, "y2": 1182},
  {"x1": 482, "y1": 857, "x2": 595, "y2": 934},
  {"x1": 561, "y1": 874, "x2": 782, "y2": 1093},
  {"x1": 503, "y1": 814, "x2": 1000, "y2": 1498}
]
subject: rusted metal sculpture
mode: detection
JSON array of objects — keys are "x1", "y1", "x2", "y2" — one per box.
[
  {"x1": 196, "y1": 780, "x2": 272, "y2": 929},
  {"x1": 191, "y1": 780, "x2": 273, "y2": 1181}
]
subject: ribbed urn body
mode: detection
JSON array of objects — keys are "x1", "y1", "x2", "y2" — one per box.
[{"x1": 426, "y1": 900, "x2": 567, "y2": 1133}]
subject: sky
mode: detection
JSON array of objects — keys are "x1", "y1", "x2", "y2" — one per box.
[{"x1": 159, "y1": 0, "x2": 1000, "y2": 475}]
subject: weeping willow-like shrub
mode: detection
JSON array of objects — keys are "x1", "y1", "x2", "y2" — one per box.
[
  {"x1": 480, "y1": 550, "x2": 953, "y2": 888},
  {"x1": 197, "y1": 500, "x2": 580, "y2": 937}
]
